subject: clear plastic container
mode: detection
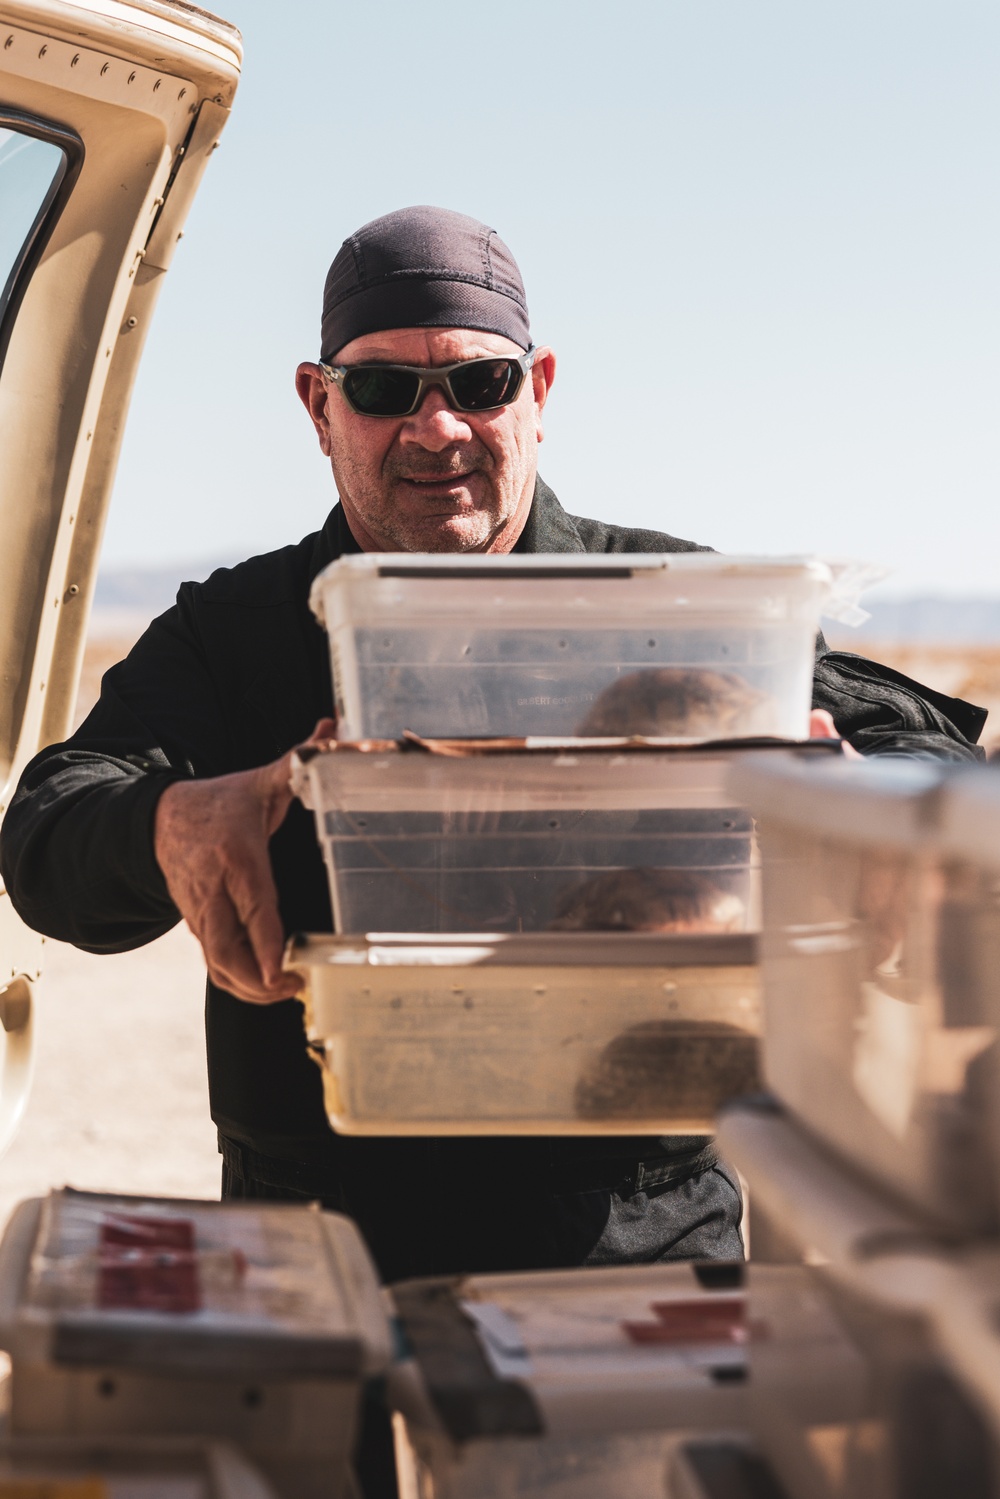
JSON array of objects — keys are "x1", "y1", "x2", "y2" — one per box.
[
  {"x1": 310, "y1": 553, "x2": 839, "y2": 741},
  {"x1": 387, "y1": 1259, "x2": 758, "y2": 1499},
  {"x1": 287, "y1": 931, "x2": 761, "y2": 1136},
  {"x1": 0, "y1": 1190, "x2": 392, "y2": 1499},
  {"x1": 719, "y1": 1101, "x2": 1000, "y2": 1499},
  {"x1": 726, "y1": 756, "x2": 1000, "y2": 1237},
  {"x1": 291, "y1": 741, "x2": 762, "y2": 938}
]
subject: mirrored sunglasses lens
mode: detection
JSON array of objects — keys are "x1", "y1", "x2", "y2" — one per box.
[
  {"x1": 343, "y1": 367, "x2": 419, "y2": 415},
  {"x1": 450, "y1": 358, "x2": 522, "y2": 410}
]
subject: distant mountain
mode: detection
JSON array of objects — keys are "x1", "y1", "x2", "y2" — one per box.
[
  {"x1": 93, "y1": 559, "x2": 239, "y2": 618},
  {"x1": 836, "y1": 597, "x2": 1000, "y2": 646}
]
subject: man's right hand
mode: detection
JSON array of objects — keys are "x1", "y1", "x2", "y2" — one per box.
[{"x1": 153, "y1": 720, "x2": 336, "y2": 1004}]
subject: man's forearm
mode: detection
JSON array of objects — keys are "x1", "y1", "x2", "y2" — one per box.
[{"x1": 0, "y1": 751, "x2": 183, "y2": 952}]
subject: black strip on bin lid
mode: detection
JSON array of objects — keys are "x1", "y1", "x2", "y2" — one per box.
[
  {"x1": 294, "y1": 734, "x2": 847, "y2": 762},
  {"x1": 52, "y1": 1319, "x2": 365, "y2": 1380},
  {"x1": 391, "y1": 1279, "x2": 543, "y2": 1442},
  {"x1": 376, "y1": 565, "x2": 637, "y2": 580},
  {"x1": 694, "y1": 1261, "x2": 747, "y2": 1290},
  {"x1": 397, "y1": 733, "x2": 848, "y2": 757}
]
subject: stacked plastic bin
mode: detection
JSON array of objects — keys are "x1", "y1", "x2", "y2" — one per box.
[
  {"x1": 291, "y1": 550, "x2": 848, "y2": 1139},
  {"x1": 0, "y1": 1187, "x2": 393, "y2": 1499},
  {"x1": 285, "y1": 552, "x2": 857, "y2": 1497},
  {"x1": 718, "y1": 753, "x2": 1000, "y2": 1499}
]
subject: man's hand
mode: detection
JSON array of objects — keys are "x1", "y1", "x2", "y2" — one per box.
[
  {"x1": 153, "y1": 719, "x2": 337, "y2": 1004},
  {"x1": 809, "y1": 708, "x2": 861, "y2": 758}
]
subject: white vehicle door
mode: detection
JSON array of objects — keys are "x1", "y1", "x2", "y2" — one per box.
[{"x1": 0, "y1": 0, "x2": 241, "y2": 1153}]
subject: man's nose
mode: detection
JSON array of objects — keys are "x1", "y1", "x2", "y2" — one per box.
[{"x1": 398, "y1": 387, "x2": 473, "y2": 451}]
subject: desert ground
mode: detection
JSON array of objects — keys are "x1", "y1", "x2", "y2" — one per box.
[
  {"x1": 0, "y1": 629, "x2": 224, "y2": 1228},
  {"x1": 1, "y1": 627, "x2": 996, "y2": 1233}
]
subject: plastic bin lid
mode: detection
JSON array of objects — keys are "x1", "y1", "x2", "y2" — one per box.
[
  {"x1": 726, "y1": 754, "x2": 949, "y2": 850},
  {"x1": 389, "y1": 1261, "x2": 753, "y2": 1441},
  {"x1": 0, "y1": 1189, "x2": 392, "y2": 1378},
  {"x1": 716, "y1": 1099, "x2": 947, "y2": 1264},
  {"x1": 309, "y1": 551, "x2": 870, "y2": 629},
  {"x1": 314, "y1": 551, "x2": 836, "y2": 581},
  {"x1": 291, "y1": 739, "x2": 839, "y2": 815},
  {"x1": 286, "y1": 930, "x2": 759, "y2": 971}
]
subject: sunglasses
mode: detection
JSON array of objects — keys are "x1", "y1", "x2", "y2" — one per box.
[{"x1": 319, "y1": 346, "x2": 537, "y2": 417}]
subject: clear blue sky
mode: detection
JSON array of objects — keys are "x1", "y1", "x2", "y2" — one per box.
[{"x1": 102, "y1": 0, "x2": 1000, "y2": 596}]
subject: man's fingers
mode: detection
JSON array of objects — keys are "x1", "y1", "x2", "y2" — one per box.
[
  {"x1": 809, "y1": 707, "x2": 862, "y2": 759},
  {"x1": 200, "y1": 892, "x2": 301, "y2": 1005},
  {"x1": 228, "y1": 855, "x2": 291, "y2": 992},
  {"x1": 308, "y1": 716, "x2": 338, "y2": 744},
  {"x1": 808, "y1": 709, "x2": 839, "y2": 739}
]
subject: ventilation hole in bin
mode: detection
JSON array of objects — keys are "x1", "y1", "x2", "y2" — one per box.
[
  {"x1": 647, "y1": 639, "x2": 656, "y2": 648},
  {"x1": 242, "y1": 1387, "x2": 264, "y2": 1409},
  {"x1": 695, "y1": 1262, "x2": 746, "y2": 1290},
  {"x1": 710, "y1": 1366, "x2": 746, "y2": 1383},
  {"x1": 97, "y1": 1377, "x2": 116, "y2": 1398}
]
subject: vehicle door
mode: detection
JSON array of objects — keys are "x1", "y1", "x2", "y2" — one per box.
[{"x1": 0, "y1": 0, "x2": 241, "y2": 1153}]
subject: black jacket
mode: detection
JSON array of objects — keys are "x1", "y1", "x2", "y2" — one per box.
[{"x1": 0, "y1": 478, "x2": 985, "y2": 1164}]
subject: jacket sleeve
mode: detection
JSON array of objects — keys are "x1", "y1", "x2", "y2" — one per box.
[
  {"x1": 0, "y1": 587, "x2": 235, "y2": 953},
  {"x1": 812, "y1": 650, "x2": 987, "y2": 763}
]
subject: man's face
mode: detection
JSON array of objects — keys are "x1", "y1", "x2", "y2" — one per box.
[{"x1": 296, "y1": 327, "x2": 555, "y2": 553}]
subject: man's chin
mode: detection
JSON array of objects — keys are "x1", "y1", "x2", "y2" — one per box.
[{"x1": 389, "y1": 510, "x2": 504, "y2": 553}]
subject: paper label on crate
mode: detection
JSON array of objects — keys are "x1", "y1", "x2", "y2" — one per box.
[
  {"x1": 461, "y1": 1301, "x2": 532, "y2": 1380},
  {"x1": 622, "y1": 1295, "x2": 746, "y2": 1347},
  {"x1": 98, "y1": 1214, "x2": 202, "y2": 1315},
  {"x1": 23, "y1": 1190, "x2": 353, "y2": 1343}
]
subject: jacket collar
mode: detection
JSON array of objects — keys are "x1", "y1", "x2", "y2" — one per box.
[{"x1": 514, "y1": 475, "x2": 585, "y2": 553}]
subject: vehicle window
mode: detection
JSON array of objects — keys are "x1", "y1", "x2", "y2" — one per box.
[{"x1": 0, "y1": 122, "x2": 74, "y2": 373}]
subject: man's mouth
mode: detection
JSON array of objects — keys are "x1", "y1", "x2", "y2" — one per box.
[{"x1": 400, "y1": 472, "x2": 474, "y2": 486}]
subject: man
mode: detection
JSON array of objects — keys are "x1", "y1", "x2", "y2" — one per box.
[{"x1": 0, "y1": 207, "x2": 985, "y2": 1282}]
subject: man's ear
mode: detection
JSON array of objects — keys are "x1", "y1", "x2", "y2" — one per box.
[
  {"x1": 530, "y1": 346, "x2": 556, "y2": 444},
  {"x1": 295, "y1": 362, "x2": 334, "y2": 457}
]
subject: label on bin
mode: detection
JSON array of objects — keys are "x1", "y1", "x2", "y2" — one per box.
[
  {"x1": 622, "y1": 1295, "x2": 746, "y2": 1346},
  {"x1": 98, "y1": 1215, "x2": 202, "y2": 1315}
]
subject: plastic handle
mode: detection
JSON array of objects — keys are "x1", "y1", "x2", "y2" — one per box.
[{"x1": 0, "y1": 976, "x2": 34, "y2": 1161}]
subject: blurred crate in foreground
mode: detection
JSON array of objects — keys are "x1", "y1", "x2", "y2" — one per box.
[
  {"x1": 387, "y1": 1260, "x2": 774, "y2": 1499},
  {"x1": 728, "y1": 754, "x2": 1000, "y2": 1237},
  {"x1": 721, "y1": 1100, "x2": 1000, "y2": 1499},
  {"x1": 0, "y1": 1190, "x2": 391, "y2": 1499}
]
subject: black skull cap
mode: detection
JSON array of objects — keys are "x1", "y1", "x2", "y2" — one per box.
[{"x1": 320, "y1": 205, "x2": 531, "y2": 361}]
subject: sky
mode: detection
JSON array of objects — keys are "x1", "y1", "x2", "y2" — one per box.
[{"x1": 100, "y1": 0, "x2": 1000, "y2": 597}]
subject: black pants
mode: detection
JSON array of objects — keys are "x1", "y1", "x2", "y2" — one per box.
[{"x1": 219, "y1": 1135, "x2": 744, "y2": 1282}]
